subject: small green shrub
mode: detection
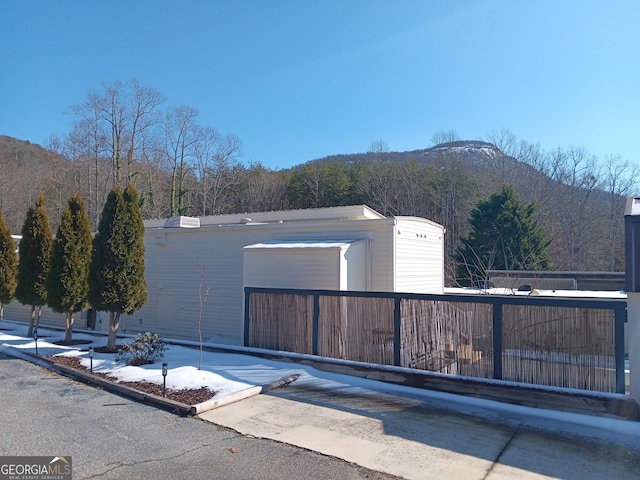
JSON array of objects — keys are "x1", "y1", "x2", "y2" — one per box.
[{"x1": 116, "y1": 332, "x2": 168, "y2": 366}]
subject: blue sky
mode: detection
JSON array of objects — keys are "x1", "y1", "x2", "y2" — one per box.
[{"x1": 1, "y1": 0, "x2": 638, "y2": 170}]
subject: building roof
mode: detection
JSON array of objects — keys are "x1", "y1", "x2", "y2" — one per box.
[
  {"x1": 144, "y1": 205, "x2": 386, "y2": 229},
  {"x1": 244, "y1": 239, "x2": 362, "y2": 251}
]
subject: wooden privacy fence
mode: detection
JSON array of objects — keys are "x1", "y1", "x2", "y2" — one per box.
[{"x1": 244, "y1": 287, "x2": 627, "y2": 394}]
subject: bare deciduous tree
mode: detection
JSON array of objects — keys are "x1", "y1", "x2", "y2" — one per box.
[
  {"x1": 602, "y1": 155, "x2": 640, "y2": 270},
  {"x1": 234, "y1": 163, "x2": 287, "y2": 212},
  {"x1": 165, "y1": 105, "x2": 199, "y2": 216},
  {"x1": 546, "y1": 146, "x2": 602, "y2": 270},
  {"x1": 125, "y1": 80, "x2": 165, "y2": 182},
  {"x1": 70, "y1": 79, "x2": 164, "y2": 190},
  {"x1": 430, "y1": 129, "x2": 460, "y2": 146},
  {"x1": 193, "y1": 127, "x2": 243, "y2": 215},
  {"x1": 368, "y1": 138, "x2": 389, "y2": 154}
]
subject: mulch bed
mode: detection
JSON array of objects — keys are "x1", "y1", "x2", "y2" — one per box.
[
  {"x1": 93, "y1": 345, "x2": 123, "y2": 354},
  {"x1": 53, "y1": 339, "x2": 92, "y2": 346},
  {"x1": 48, "y1": 355, "x2": 216, "y2": 405}
]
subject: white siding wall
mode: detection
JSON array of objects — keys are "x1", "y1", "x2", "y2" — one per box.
[
  {"x1": 394, "y1": 218, "x2": 445, "y2": 294},
  {"x1": 128, "y1": 219, "x2": 395, "y2": 345},
  {"x1": 3, "y1": 302, "x2": 68, "y2": 329},
  {"x1": 244, "y1": 248, "x2": 343, "y2": 290},
  {"x1": 343, "y1": 241, "x2": 367, "y2": 290},
  {"x1": 244, "y1": 240, "x2": 368, "y2": 291},
  {"x1": 2, "y1": 302, "x2": 103, "y2": 331},
  {"x1": 369, "y1": 223, "x2": 394, "y2": 291}
]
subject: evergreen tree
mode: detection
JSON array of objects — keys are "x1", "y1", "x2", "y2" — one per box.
[
  {"x1": 15, "y1": 196, "x2": 53, "y2": 336},
  {"x1": 89, "y1": 185, "x2": 147, "y2": 351},
  {"x1": 122, "y1": 184, "x2": 147, "y2": 314},
  {"x1": 47, "y1": 194, "x2": 93, "y2": 342},
  {"x1": 0, "y1": 210, "x2": 18, "y2": 320},
  {"x1": 455, "y1": 184, "x2": 551, "y2": 287}
]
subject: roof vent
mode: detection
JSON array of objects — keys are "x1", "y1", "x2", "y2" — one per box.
[{"x1": 163, "y1": 216, "x2": 201, "y2": 228}]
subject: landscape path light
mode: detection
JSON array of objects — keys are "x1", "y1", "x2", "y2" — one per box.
[
  {"x1": 89, "y1": 347, "x2": 94, "y2": 373},
  {"x1": 33, "y1": 327, "x2": 38, "y2": 355},
  {"x1": 162, "y1": 362, "x2": 168, "y2": 397}
]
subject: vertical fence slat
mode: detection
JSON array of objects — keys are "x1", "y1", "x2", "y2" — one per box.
[
  {"x1": 313, "y1": 293, "x2": 320, "y2": 356},
  {"x1": 394, "y1": 297, "x2": 401, "y2": 367},
  {"x1": 493, "y1": 301, "x2": 503, "y2": 380},
  {"x1": 244, "y1": 289, "x2": 251, "y2": 346}
]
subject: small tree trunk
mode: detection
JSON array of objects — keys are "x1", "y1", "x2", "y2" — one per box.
[
  {"x1": 27, "y1": 305, "x2": 36, "y2": 337},
  {"x1": 65, "y1": 312, "x2": 74, "y2": 343},
  {"x1": 0, "y1": 302, "x2": 3, "y2": 321},
  {"x1": 34, "y1": 305, "x2": 42, "y2": 330},
  {"x1": 106, "y1": 311, "x2": 121, "y2": 351}
]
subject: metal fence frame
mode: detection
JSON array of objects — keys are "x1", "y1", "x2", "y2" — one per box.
[{"x1": 244, "y1": 287, "x2": 627, "y2": 394}]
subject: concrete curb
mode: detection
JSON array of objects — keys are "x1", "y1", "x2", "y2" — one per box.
[
  {"x1": 189, "y1": 374, "x2": 301, "y2": 415},
  {"x1": 0, "y1": 344, "x2": 56, "y2": 370},
  {"x1": 51, "y1": 360, "x2": 194, "y2": 415}
]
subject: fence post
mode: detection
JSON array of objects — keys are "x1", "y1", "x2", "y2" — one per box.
[
  {"x1": 625, "y1": 198, "x2": 640, "y2": 402},
  {"x1": 628, "y1": 293, "x2": 640, "y2": 402},
  {"x1": 394, "y1": 297, "x2": 401, "y2": 367},
  {"x1": 614, "y1": 304, "x2": 626, "y2": 394},
  {"x1": 243, "y1": 288, "x2": 251, "y2": 347},
  {"x1": 312, "y1": 293, "x2": 320, "y2": 356},
  {"x1": 492, "y1": 300, "x2": 503, "y2": 380}
]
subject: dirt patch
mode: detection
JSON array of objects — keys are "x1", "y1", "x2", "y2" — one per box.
[{"x1": 49, "y1": 355, "x2": 216, "y2": 405}]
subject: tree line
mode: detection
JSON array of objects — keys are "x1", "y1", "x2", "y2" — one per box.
[
  {"x1": 0, "y1": 185, "x2": 146, "y2": 351},
  {"x1": 0, "y1": 79, "x2": 637, "y2": 285}
]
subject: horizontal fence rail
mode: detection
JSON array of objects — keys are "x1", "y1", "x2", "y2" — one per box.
[{"x1": 244, "y1": 287, "x2": 627, "y2": 394}]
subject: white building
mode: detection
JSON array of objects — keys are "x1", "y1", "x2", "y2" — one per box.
[{"x1": 4, "y1": 205, "x2": 445, "y2": 346}]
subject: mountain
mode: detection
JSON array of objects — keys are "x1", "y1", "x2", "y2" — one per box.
[
  {"x1": 0, "y1": 135, "x2": 63, "y2": 167},
  {"x1": 308, "y1": 140, "x2": 507, "y2": 168},
  {"x1": 420, "y1": 140, "x2": 501, "y2": 158}
]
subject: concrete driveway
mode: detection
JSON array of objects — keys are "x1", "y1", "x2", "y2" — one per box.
[{"x1": 200, "y1": 381, "x2": 640, "y2": 480}]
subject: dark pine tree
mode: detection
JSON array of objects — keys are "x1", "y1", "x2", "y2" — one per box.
[
  {"x1": 0, "y1": 210, "x2": 18, "y2": 320},
  {"x1": 15, "y1": 196, "x2": 53, "y2": 336},
  {"x1": 455, "y1": 184, "x2": 551, "y2": 287},
  {"x1": 47, "y1": 194, "x2": 93, "y2": 342}
]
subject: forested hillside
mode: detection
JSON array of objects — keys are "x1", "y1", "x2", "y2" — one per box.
[{"x1": 1, "y1": 130, "x2": 635, "y2": 286}]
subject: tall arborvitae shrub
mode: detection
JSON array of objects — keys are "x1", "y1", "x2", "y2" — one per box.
[
  {"x1": 0, "y1": 210, "x2": 18, "y2": 320},
  {"x1": 47, "y1": 194, "x2": 93, "y2": 342},
  {"x1": 15, "y1": 196, "x2": 53, "y2": 336},
  {"x1": 122, "y1": 184, "x2": 147, "y2": 315},
  {"x1": 89, "y1": 185, "x2": 147, "y2": 351},
  {"x1": 89, "y1": 187, "x2": 125, "y2": 351}
]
